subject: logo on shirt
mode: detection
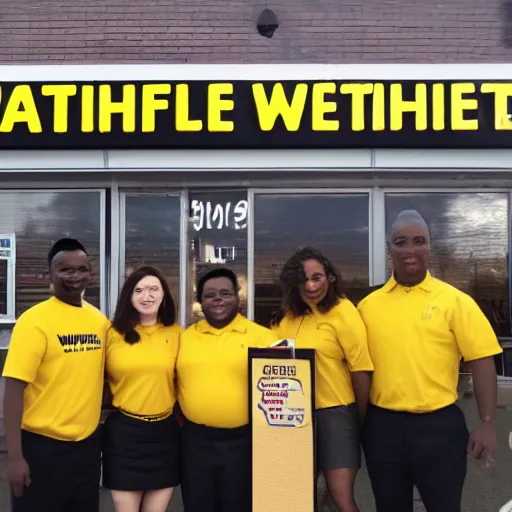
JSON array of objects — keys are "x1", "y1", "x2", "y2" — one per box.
[
  {"x1": 57, "y1": 333, "x2": 102, "y2": 353},
  {"x1": 422, "y1": 306, "x2": 438, "y2": 320}
]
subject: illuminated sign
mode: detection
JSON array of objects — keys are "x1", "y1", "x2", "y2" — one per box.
[
  {"x1": 0, "y1": 80, "x2": 512, "y2": 148},
  {"x1": 190, "y1": 199, "x2": 247, "y2": 231}
]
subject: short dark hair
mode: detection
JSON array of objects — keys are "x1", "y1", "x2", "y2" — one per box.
[
  {"x1": 196, "y1": 267, "x2": 239, "y2": 302},
  {"x1": 271, "y1": 246, "x2": 345, "y2": 326},
  {"x1": 48, "y1": 238, "x2": 87, "y2": 267},
  {"x1": 112, "y1": 265, "x2": 177, "y2": 344}
]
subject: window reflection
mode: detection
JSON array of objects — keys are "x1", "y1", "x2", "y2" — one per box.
[
  {"x1": 123, "y1": 194, "x2": 181, "y2": 311},
  {"x1": 254, "y1": 194, "x2": 370, "y2": 327},
  {"x1": 188, "y1": 191, "x2": 248, "y2": 325},
  {"x1": 386, "y1": 193, "x2": 510, "y2": 337},
  {"x1": 0, "y1": 191, "x2": 102, "y2": 316}
]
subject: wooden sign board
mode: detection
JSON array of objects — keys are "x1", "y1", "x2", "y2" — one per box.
[{"x1": 248, "y1": 348, "x2": 317, "y2": 512}]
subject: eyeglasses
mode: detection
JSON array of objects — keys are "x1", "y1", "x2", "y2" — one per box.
[{"x1": 203, "y1": 291, "x2": 236, "y2": 300}]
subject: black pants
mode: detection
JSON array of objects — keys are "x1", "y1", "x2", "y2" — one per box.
[
  {"x1": 181, "y1": 419, "x2": 251, "y2": 512},
  {"x1": 363, "y1": 404, "x2": 469, "y2": 512},
  {"x1": 11, "y1": 429, "x2": 101, "y2": 512}
]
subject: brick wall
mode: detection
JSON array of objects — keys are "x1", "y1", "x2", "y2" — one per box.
[{"x1": 1, "y1": 0, "x2": 512, "y2": 63}]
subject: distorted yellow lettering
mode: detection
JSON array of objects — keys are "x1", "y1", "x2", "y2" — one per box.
[
  {"x1": 81, "y1": 85, "x2": 95, "y2": 133},
  {"x1": 432, "y1": 83, "x2": 445, "y2": 131},
  {"x1": 481, "y1": 83, "x2": 512, "y2": 130},
  {"x1": 390, "y1": 83, "x2": 427, "y2": 131},
  {"x1": 175, "y1": 84, "x2": 202, "y2": 132},
  {"x1": 340, "y1": 83, "x2": 373, "y2": 131},
  {"x1": 208, "y1": 83, "x2": 234, "y2": 132},
  {"x1": 142, "y1": 84, "x2": 171, "y2": 133},
  {"x1": 372, "y1": 83, "x2": 385, "y2": 131},
  {"x1": 451, "y1": 83, "x2": 478, "y2": 130},
  {"x1": 312, "y1": 82, "x2": 338, "y2": 131},
  {"x1": 252, "y1": 83, "x2": 308, "y2": 131},
  {"x1": 99, "y1": 84, "x2": 136, "y2": 133},
  {"x1": 41, "y1": 85, "x2": 77, "y2": 133},
  {"x1": 0, "y1": 85, "x2": 42, "y2": 133}
]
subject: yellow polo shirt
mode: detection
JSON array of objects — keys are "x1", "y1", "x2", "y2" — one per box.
[
  {"x1": 106, "y1": 323, "x2": 182, "y2": 420},
  {"x1": 177, "y1": 314, "x2": 279, "y2": 428},
  {"x1": 2, "y1": 297, "x2": 108, "y2": 441},
  {"x1": 273, "y1": 299, "x2": 374, "y2": 409},
  {"x1": 358, "y1": 272, "x2": 503, "y2": 413}
]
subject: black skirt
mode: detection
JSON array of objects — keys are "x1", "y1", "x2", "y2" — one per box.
[{"x1": 101, "y1": 411, "x2": 181, "y2": 491}]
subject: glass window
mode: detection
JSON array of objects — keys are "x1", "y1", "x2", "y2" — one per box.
[
  {"x1": 188, "y1": 190, "x2": 248, "y2": 325},
  {"x1": 0, "y1": 190, "x2": 103, "y2": 319},
  {"x1": 122, "y1": 194, "x2": 181, "y2": 311},
  {"x1": 385, "y1": 193, "x2": 510, "y2": 337},
  {"x1": 254, "y1": 194, "x2": 370, "y2": 327}
]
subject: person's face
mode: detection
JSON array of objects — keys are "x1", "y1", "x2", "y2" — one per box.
[
  {"x1": 201, "y1": 276, "x2": 239, "y2": 327},
  {"x1": 131, "y1": 275, "x2": 164, "y2": 318},
  {"x1": 389, "y1": 222, "x2": 430, "y2": 284},
  {"x1": 51, "y1": 250, "x2": 91, "y2": 303},
  {"x1": 299, "y1": 259, "x2": 329, "y2": 306}
]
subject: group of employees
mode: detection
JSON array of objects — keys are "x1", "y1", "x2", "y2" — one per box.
[{"x1": 1, "y1": 208, "x2": 502, "y2": 512}]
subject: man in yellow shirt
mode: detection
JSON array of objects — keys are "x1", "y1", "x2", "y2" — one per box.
[
  {"x1": 358, "y1": 210, "x2": 502, "y2": 512},
  {"x1": 2, "y1": 238, "x2": 109, "y2": 512},
  {"x1": 177, "y1": 267, "x2": 278, "y2": 512}
]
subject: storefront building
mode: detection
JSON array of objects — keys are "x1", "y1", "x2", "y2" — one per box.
[{"x1": 0, "y1": 62, "x2": 511, "y2": 380}]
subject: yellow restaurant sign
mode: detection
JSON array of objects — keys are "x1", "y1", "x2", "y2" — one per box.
[{"x1": 0, "y1": 80, "x2": 511, "y2": 148}]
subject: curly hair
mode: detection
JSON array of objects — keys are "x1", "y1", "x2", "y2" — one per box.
[
  {"x1": 111, "y1": 265, "x2": 177, "y2": 344},
  {"x1": 271, "y1": 246, "x2": 345, "y2": 326}
]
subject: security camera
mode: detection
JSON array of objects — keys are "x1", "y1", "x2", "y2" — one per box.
[{"x1": 257, "y1": 9, "x2": 279, "y2": 38}]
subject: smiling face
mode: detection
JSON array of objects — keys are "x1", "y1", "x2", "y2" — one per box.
[
  {"x1": 51, "y1": 250, "x2": 91, "y2": 305},
  {"x1": 201, "y1": 276, "x2": 239, "y2": 328},
  {"x1": 389, "y1": 221, "x2": 430, "y2": 285},
  {"x1": 131, "y1": 275, "x2": 164, "y2": 321},
  {"x1": 299, "y1": 259, "x2": 330, "y2": 306}
]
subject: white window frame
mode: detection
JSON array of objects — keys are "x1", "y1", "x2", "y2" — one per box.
[{"x1": 0, "y1": 233, "x2": 16, "y2": 321}]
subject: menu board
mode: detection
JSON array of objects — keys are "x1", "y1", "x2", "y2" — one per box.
[{"x1": 249, "y1": 348, "x2": 316, "y2": 512}]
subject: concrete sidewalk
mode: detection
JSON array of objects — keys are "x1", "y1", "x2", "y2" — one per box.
[{"x1": 0, "y1": 395, "x2": 510, "y2": 511}]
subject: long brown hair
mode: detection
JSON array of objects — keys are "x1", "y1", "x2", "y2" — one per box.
[{"x1": 112, "y1": 265, "x2": 176, "y2": 344}]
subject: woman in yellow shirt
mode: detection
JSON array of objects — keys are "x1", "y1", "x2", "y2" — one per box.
[
  {"x1": 102, "y1": 265, "x2": 182, "y2": 512},
  {"x1": 271, "y1": 247, "x2": 373, "y2": 512}
]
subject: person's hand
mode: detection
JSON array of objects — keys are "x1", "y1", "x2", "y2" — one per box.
[
  {"x1": 6, "y1": 456, "x2": 31, "y2": 497},
  {"x1": 468, "y1": 422, "x2": 496, "y2": 467}
]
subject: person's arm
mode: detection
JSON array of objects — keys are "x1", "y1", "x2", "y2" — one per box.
[
  {"x1": 470, "y1": 357, "x2": 498, "y2": 422},
  {"x1": 350, "y1": 371, "x2": 372, "y2": 421},
  {"x1": 451, "y1": 294, "x2": 502, "y2": 460},
  {"x1": 2, "y1": 316, "x2": 46, "y2": 495},
  {"x1": 337, "y1": 300, "x2": 374, "y2": 421},
  {"x1": 4, "y1": 378, "x2": 27, "y2": 460}
]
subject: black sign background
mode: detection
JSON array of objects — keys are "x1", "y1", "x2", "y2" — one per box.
[{"x1": 0, "y1": 80, "x2": 510, "y2": 149}]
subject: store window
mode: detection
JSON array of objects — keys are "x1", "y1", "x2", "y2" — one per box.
[
  {"x1": 385, "y1": 193, "x2": 510, "y2": 337},
  {"x1": 188, "y1": 190, "x2": 248, "y2": 325},
  {"x1": 122, "y1": 193, "x2": 181, "y2": 310},
  {"x1": 254, "y1": 193, "x2": 370, "y2": 327},
  {"x1": 0, "y1": 235, "x2": 15, "y2": 319},
  {"x1": 0, "y1": 190, "x2": 104, "y2": 323}
]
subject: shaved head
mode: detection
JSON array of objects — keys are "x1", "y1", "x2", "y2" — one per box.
[
  {"x1": 389, "y1": 209, "x2": 430, "y2": 245},
  {"x1": 388, "y1": 209, "x2": 430, "y2": 286}
]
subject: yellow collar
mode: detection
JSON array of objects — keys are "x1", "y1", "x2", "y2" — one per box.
[
  {"x1": 195, "y1": 313, "x2": 248, "y2": 335},
  {"x1": 382, "y1": 271, "x2": 434, "y2": 294}
]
